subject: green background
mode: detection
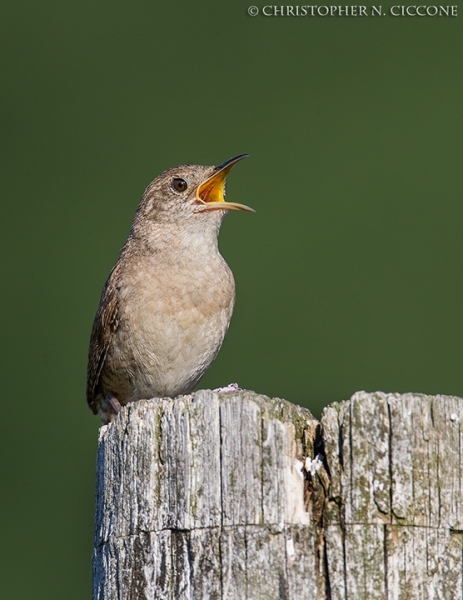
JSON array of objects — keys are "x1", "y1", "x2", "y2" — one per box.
[{"x1": 1, "y1": 0, "x2": 462, "y2": 596}]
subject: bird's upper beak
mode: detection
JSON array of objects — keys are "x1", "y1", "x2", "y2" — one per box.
[{"x1": 195, "y1": 154, "x2": 255, "y2": 213}]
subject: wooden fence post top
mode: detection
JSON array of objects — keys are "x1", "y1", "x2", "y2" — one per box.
[{"x1": 93, "y1": 389, "x2": 463, "y2": 599}]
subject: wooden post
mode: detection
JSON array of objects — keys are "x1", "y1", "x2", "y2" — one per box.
[{"x1": 92, "y1": 390, "x2": 463, "y2": 599}]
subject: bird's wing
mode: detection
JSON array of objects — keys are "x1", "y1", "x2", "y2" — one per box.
[{"x1": 86, "y1": 262, "x2": 122, "y2": 414}]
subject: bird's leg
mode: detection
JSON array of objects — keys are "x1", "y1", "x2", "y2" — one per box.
[
  {"x1": 108, "y1": 394, "x2": 122, "y2": 414},
  {"x1": 99, "y1": 394, "x2": 123, "y2": 424},
  {"x1": 212, "y1": 382, "x2": 242, "y2": 393}
]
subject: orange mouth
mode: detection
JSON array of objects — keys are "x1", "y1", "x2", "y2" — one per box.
[{"x1": 196, "y1": 154, "x2": 255, "y2": 213}]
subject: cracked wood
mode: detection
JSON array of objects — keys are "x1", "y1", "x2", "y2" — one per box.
[{"x1": 93, "y1": 390, "x2": 463, "y2": 599}]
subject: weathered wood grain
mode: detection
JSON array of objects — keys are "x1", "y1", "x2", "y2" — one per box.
[
  {"x1": 93, "y1": 390, "x2": 463, "y2": 599},
  {"x1": 322, "y1": 391, "x2": 463, "y2": 600}
]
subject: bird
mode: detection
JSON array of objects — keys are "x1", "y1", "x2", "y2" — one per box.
[{"x1": 86, "y1": 154, "x2": 254, "y2": 424}]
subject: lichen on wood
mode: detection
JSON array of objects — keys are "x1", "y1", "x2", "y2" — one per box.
[
  {"x1": 321, "y1": 391, "x2": 463, "y2": 599},
  {"x1": 93, "y1": 390, "x2": 463, "y2": 599}
]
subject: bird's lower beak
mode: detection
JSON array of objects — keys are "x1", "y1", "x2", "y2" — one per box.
[{"x1": 195, "y1": 154, "x2": 255, "y2": 213}]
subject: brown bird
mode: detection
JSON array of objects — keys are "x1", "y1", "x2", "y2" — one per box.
[{"x1": 86, "y1": 154, "x2": 254, "y2": 423}]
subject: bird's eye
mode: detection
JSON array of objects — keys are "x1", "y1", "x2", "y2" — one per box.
[{"x1": 172, "y1": 178, "x2": 188, "y2": 193}]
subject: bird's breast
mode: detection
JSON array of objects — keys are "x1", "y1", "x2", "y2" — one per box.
[{"x1": 110, "y1": 252, "x2": 235, "y2": 399}]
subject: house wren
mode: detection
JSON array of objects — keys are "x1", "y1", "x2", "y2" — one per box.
[{"x1": 86, "y1": 154, "x2": 253, "y2": 423}]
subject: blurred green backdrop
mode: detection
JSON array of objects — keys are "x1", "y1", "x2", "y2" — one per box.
[{"x1": 1, "y1": 0, "x2": 462, "y2": 596}]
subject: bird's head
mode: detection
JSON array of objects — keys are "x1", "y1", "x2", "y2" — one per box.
[{"x1": 132, "y1": 155, "x2": 254, "y2": 236}]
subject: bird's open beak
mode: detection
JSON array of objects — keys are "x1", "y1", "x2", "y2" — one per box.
[{"x1": 195, "y1": 154, "x2": 255, "y2": 213}]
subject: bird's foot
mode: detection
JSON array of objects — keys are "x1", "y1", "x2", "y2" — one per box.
[
  {"x1": 108, "y1": 395, "x2": 122, "y2": 413},
  {"x1": 99, "y1": 394, "x2": 123, "y2": 424},
  {"x1": 212, "y1": 382, "x2": 242, "y2": 393}
]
